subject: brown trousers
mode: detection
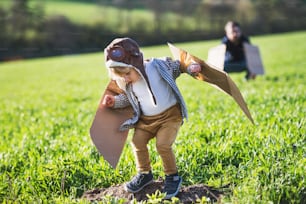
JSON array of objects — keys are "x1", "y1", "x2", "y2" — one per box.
[{"x1": 132, "y1": 104, "x2": 182, "y2": 175}]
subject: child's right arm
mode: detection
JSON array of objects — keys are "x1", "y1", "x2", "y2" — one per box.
[
  {"x1": 102, "y1": 94, "x2": 115, "y2": 107},
  {"x1": 102, "y1": 93, "x2": 131, "y2": 109}
]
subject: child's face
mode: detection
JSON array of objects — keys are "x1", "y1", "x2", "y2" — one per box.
[{"x1": 116, "y1": 68, "x2": 141, "y2": 84}]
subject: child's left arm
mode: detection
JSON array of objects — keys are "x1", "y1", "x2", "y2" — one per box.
[
  {"x1": 163, "y1": 57, "x2": 201, "y2": 78},
  {"x1": 187, "y1": 62, "x2": 201, "y2": 76}
]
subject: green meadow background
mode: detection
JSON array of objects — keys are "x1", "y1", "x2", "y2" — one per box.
[{"x1": 0, "y1": 31, "x2": 305, "y2": 203}]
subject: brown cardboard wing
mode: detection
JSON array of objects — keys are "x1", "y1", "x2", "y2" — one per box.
[
  {"x1": 243, "y1": 43, "x2": 265, "y2": 75},
  {"x1": 168, "y1": 43, "x2": 254, "y2": 124},
  {"x1": 207, "y1": 43, "x2": 265, "y2": 75},
  {"x1": 207, "y1": 44, "x2": 226, "y2": 71},
  {"x1": 90, "y1": 80, "x2": 133, "y2": 168}
]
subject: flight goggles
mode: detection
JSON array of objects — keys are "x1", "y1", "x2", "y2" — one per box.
[{"x1": 107, "y1": 46, "x2": 140, "y2": 61}]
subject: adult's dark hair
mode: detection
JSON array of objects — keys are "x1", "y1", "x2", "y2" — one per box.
[{"x1": 224, "y1": 21, "x2": 241, "y2": 31}]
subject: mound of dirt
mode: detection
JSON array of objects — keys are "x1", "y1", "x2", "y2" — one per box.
[{"x1": 82, "y1": 178, "x2": 228, "y2": 203}]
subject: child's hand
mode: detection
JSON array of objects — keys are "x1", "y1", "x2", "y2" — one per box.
[
  {"x1": 102, "y1": 94, "x2": 115, "y2": 107},
  {"x1": 188, "y1": 63, "x2": 201, "y2": 75}
]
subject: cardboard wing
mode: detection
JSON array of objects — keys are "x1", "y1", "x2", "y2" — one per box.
[
  {"x1": 207, "y1": 44, "x2": 226, "y2": 71},
  {"x1": 90, "y1": 80, "x2": 133, "y2": 168},
  {"x1": 207, "y1": 43, "x2": 265, "y2": 75},
  {"x1": 243, "y1": 43, "x2": 265, "y2": 75},
  {"x1": 168, "y1": 43, "x2": 254, "y2": 124}
]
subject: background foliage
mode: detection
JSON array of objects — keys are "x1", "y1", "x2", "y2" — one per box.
[
  {"x1": 0, "y1": 0, "x2": 306, "y2": 60},
  {"x1": 0, "y1": 31, "x2": 305, "y2": 203}
]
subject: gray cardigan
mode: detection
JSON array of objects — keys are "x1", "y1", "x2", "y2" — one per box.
[{"x1": 113, "y1": 57, "x2": 188, "y2": 131}]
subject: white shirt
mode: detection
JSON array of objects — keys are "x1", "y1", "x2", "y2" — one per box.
[{"x1": 132, "y1": 64, "x2": 177, "y2": 116}]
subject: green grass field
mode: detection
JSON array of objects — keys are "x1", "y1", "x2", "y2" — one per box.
[
  {"x1": 42, "y1": 0, "x2": 155, "y2": 28},
  {"x1": 0, "y1": 31, "x2": 305, "y2": 203}
]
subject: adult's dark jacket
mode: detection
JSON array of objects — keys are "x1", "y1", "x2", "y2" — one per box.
[{"x1": 221, "y1": 35, "x2": 250, "y2": 62}]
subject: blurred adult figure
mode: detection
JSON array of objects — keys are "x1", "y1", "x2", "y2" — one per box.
[{"x1": 222, "y1": 21, "x2": 256, "y2": 80}]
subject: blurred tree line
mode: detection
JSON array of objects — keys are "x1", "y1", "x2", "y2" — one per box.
[{"x1": 0, "y1": 0, "x2": 306, "y2": 61}]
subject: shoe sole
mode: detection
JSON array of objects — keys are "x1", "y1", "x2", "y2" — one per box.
[
  {"x1": 124, "y1": 179, "x2": 153, "y2": 193},
  {"x1": 164, "y1": 178, "x2": 182, "y2": 200}
]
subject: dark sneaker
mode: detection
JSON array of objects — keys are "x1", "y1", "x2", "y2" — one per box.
[
  {"x1": 245, "y1": 72, "x2": 256, "y2": 80},
  {"x1": 125, "y1": 171, "x2": 153, "y2": 193},
  {"x1": 163, "y1": 174, "x2": 182, "y2": 199}
]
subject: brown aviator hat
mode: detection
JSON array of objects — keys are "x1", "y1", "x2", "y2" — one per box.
[{"x1": 104, "y1": 37, "x2": 147, "y2": 79}]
